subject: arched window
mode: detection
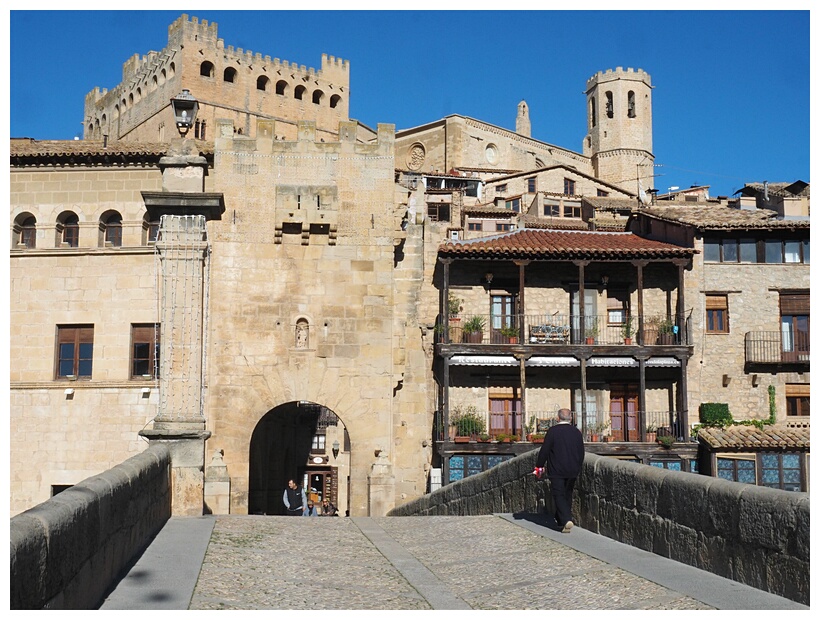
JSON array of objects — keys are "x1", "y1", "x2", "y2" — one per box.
[
  {"x1": 135, "y1": 87, "x2": 141, "y2": 102},
  {"x1": 200, "y1": 61, "x2": 214, "y2": 78},
  {"x1": 275, "y1": 80, "x2": 288, "y2": 96},
  {"x1": 329, "y1": 94, "x2": 341, "y2": 109},
  {"x1": 294, "y1": 85, "x2": 306, "y2": 100},
  {"x1": 159, "y1": 69, "x2": 166, "y2": 85},
  {"x1": 168, "y1": 62, "x2": 175, "y2": 77},
  {"x1": 59, "y1": 212, "x2": 80, "y2": 248},
  {"x1": 257, "y1": 76, "x2": 270, "y2": 91},
  {"x1": 151, "y1": 75, "x2": 157, "y2": 91},
  {"x1": 590, "y1": 96, "x2": 596, "y2": 128},
  {"x1": 129, "y1": 93, "x2": 134, "y2": 106},
  {"x1": 295, "y1": 318, "x2": 310, "y2": 349},
  {"x1": 224, "y1": 67, "x2": 237, "y2": 83},
  {"x1": 605, "y1": 91, "x2": 614, "y2": 118},
  {"x1": 15, "y1": 214, "x2": 36, "y2": 248},
  {"x1": 102, "y1": 212, "x2": 122, "y2": 247},
  {"x1": 312, "y1": 90, "x2": 324, "y2": 105},
  {"x1": 121, "y1": 98, "x2": 127, "y2": 111},
  {"x1": 144, "y1": 214, "x2": 160, "y2": 245},
  {"x1": 628, "y1": 91, "x2": 636, "y2": 118}
]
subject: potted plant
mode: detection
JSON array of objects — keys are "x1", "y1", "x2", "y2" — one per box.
[
  {"x1": 478, "y1": 432, "x2": 491, "y2": 443},
  {"x1": 657, "y1": 318, "x2": 675, "y2": 345},
  {"x1": 462, "y1": 315, "x2": 486, "y2": 344},
  {"x1": 499, "y1": 324, "x2": 519, "y2": 344},
  {"x1": 621, "y1": 315, "x2": 634, "y2": 345},
  {"x1": 496, "y1": 432, "x2": 513, "y2": 443},
  {"x1": 451, "y1": 405, "x2": 485, "y2": 441},
  {"x1": 529, "y1": 432, "x2": 545, "y2": 443},
  {"x1": 645, "y1": 425, "x2": 657, "y2": 443},
  {"x1": 657, "y1": 434, "x2": 675, "y2": 448},
  {"x1": 584, "y1": 322, "x2": 598, "y2": 344}
]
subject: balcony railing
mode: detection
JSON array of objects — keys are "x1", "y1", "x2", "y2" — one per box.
[
  {"x1": 746, "y1": 331, "x2": 810, "y2": 364},
  {"x1": 436, "y1": 409, "x2": 687, "y2": 443},
  {"x1": 440, "y1": 314, "x2": 689, "y2": 346}
]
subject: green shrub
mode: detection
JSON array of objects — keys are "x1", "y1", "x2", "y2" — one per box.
[{"x1": 699, "y1": 402, "x2": 732, "y2": 425}]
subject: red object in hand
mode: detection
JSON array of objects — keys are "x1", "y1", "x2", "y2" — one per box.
[{"x1": 533, "y1": 467, "x2": 545, "y2": 479}]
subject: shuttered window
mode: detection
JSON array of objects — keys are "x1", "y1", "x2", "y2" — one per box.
[{"x1": 706, "y1": 294, "x2": 729, "y2": 333}]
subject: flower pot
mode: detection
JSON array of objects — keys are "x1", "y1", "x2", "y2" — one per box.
[
  {"x1": 590, "y1": 434, "x2": 599, "y2": 442},
  {"x1": 454, "y1": 436, "x2": 470, "y2": 443},
  {"x1": 623, "y1": 337, "x2": 632, "y2": 345},
  {"x1": 585, "y1": 337, "x2": 595, "y2": 345},
  {"x1": 645, "y1": 432, "x2": 657, "y2": 443},
  {"x1": 464, "y1": 331, "x2": 483, "y2": 344},
  {"x1": 658, "y1": 333, "x2": 675, "y2": 345}
]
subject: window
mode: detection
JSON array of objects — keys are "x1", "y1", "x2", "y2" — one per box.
[
  {"x1": 467, "y1": 221, "x2": 483, "y2": 231},
  {"x1": 527, "y1": 177, "x2": 536, "y2": 193},
  {"x1": 194, "y1": 120, "x2": 207, "y2": 140},
  {"x1": 649, "y1": 460, "x2": 683, "y2": 471},
  {"x1": 786, "y1": 384, "x2": 810, "y2": 417},
  {"x1": 147, "y1": 219, "x2": 160, "y2": 244},
  {"x1": 257, "y1": 76, "x2": 270, "y2": 91},
  {"x1": 223, "y1": 67, "x2": 237, "y2": 83},
  {"x1": 199, "y1": 61, "x2": 214, "y2": 78},
  {"x1": 703, "y1": 237, "x2": 721, "y2": 262},
  {"x1": 131, "y1": 324, "x2": 160, "y2": 379},
  {"x1": 62, "y1": 214, "x2": 79, "y2": 247},
  {"x1": 780, "y1": 292, "x2": 809, "y2": 361},
  {"x1": 589, "y1": 96, "x2": 596, "y2": 127},
  {"x1": 605, "y1": 91, "x2": 613, "y2": 118},
  {"x1": 294, "y1": 85, "x2": 306, "y2": 100},
  {"x1": 564, "y1": 178, "x2": 576, "y2": 196},
  {"x1": 760, "y1": 453, "x2": 802, "y2": 492},
  {"x1": 505, "y1": 198, "x2": 520, "y2": 212},
  {"x1": 18, "y1": 215, "x2": 36, "y2": 248},
  {"x1": 496, "y1": 222, "x2": 512, "y2": 232},
  {"x1": 496, "y1": 184, "x2": 508, "y2": 194},
  {"x1": 739, "y1": 238, "x2": 757, "y2": 263},
  {"x1": 490, "y1": 394, "x2": 522, "y2": 436},
  {"x1": 717, "y1": 456, "x2": 756, "y2": 484},
  {"x1": 597, "y1": 189, "x2": 609, "y2": 197},
  {"x1": 448, "y1": 454, "x2": 512, "y2": 482},
  {"x1": 312, "y1": 90, "x2": 324, "y2": 105},
  {"x1": 563, "y1": 202, "x2": 581, "y2": 218},
  {"x1": 765, "y1": 239, "x2": 783, "y2": 263},
  {"x1": 311, "y1": 434, "x2": 326, "y2": 452},
  {"x1": 606, "y1": 293, "x2": 627, "y2": 325},
  {"x1": 706, "y1": 294, "x2": 729, "y2": 333},
  {"x1": 330, "y1": 94, "x2": 342, "y2": 109},
  {"x1": 56, "y1": 325, "x2": 94, "y2": 379},
  {"x1": 784, "y1": 240, "x2": 801, "y2": 263},
  {"x1": 627, "y1": 91, "x2": 636, "y2": 118},
  {"x1": 104, "y1": 213, "x2": 122, "y2": 247},
  {"x1": 427, "y1": 204, "x2": 451, "y2": 222},
  {"x1": 544, "y1": 203, "x2": 561, "y2": 217}
]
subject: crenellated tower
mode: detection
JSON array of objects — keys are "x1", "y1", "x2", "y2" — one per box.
[{"x1": 583, "y1": 67, "x2": 654, "y2": 195}]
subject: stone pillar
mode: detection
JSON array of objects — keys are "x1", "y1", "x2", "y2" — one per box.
[
  {"x1": 204, "y1": 449, "x2": 231, "y2": 515},
  {"x1": 367, "y1": 450, "x2": 395, "y2": 517}
]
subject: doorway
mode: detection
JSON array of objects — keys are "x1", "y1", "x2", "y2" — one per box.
[{"x1": 610, "y1": 384, "x2": 639, "y2": 441}]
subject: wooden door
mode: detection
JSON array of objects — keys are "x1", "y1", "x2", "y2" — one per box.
[{"x1": 610, "y1": 384, "x2": 639, "y2": 441}]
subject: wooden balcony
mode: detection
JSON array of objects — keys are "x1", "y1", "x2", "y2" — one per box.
[{"x1": 745, "y1": 331, "x2": 810, "y2": 366}]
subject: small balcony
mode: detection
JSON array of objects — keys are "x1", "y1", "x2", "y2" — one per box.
[
  {"x1": 439, "y1": 314, "x2": 689, "y2": 347},
  {"x1": 435, "y1": 409, "x2": 689, "y2": 444},
  {"x1": 745, "y1": 331, "x2": 810, "y2": 365}
]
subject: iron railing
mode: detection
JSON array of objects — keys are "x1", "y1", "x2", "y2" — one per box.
[
  {"x1": 745, "y1": 331, "x2": 810, "y2": 364},
  {"x1": 436, "y1": 409, "x2": 687, "y2": 443},
  {"x1": 440, "y1": 314, "x2": 690, "y2": 346}
]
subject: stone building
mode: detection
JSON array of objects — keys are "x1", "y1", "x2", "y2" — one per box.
[{"x1": 10, "y1": 14, "x2": 810, "y2": 516}]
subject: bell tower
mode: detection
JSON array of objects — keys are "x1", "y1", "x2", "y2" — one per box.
[
  {"x1": 583, "y1": 67, "x2": 654, "y2": 195},
  {"x1": 516, "y1": 100, "x2": 531, "y2": 137}
]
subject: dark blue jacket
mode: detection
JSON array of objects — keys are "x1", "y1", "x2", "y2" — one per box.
[{"x1": 535, "y1": 422, "x2": 585, "y2": 478}]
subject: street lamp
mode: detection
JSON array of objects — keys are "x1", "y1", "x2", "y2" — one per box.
[
  {"x1": 332, "y1": 440, "x2": 340, "y2": 459},
  {"x1": 170, "y1": 89, "x2": 199, "y2": 137}
]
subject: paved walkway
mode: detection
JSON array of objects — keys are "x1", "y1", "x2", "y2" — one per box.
[{"x1": 100, "y1": 514, "x2": 807, "y2": 610}]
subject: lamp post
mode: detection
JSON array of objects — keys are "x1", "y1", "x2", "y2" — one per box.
[
  {"x1": 332, "y1": 440, "x2": 340, "y2": 460},
  {"x1": 170, "y1": 89, "x2": 199, "y2": 137}
]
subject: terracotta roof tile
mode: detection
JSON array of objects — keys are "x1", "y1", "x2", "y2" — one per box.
[
  {"x1": 583, "y1": 196, "x2": 641, "y2": 211},
  {"x1": 439, "y1": 228, "x2": 695, "y2": 259},
  {"x1": 518, "y1": 215, "x2": 589, "y2": 231},
  {"x1": 639, "y1": 206, "x2": 810, "y2": 229},
  {"x1": 698, "y1": 424, "x2": 810, "y2": 450},
  {"x1": 10, "y1": 138, "x2": 213, "y2": 161}
]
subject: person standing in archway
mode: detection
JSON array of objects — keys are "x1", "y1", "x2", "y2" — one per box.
[
  {"x1": 535, "y1": 408, "x2": 585, "y2": 533},
  {"x1": 283, "y1": 479, "x2": 307, "y2": 516}
]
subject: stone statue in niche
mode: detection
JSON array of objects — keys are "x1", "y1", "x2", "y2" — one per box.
[{"x1": 296, "y1": 320, "x2": 309, "y2": 349}]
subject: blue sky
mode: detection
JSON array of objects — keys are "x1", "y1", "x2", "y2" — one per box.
[{"x1": 8, "y1": 8, "x2": 811, "y2": 198}]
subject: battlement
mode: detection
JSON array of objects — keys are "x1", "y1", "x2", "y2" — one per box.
[
  {"x1": 169, "y1": 14, "x2": 219, "y2": 47},
  {"x1": 586, "y1": 66, "x2": 652, "y2": 90}
]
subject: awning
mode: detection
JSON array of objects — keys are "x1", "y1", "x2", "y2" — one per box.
[{"x1": 449, "y1": 355, "x2": 680, "y2": 368}]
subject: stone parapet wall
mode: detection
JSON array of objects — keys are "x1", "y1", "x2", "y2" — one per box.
[
  {"x1": 9, "y1": 444, "x2": 171, "y2": 610},
  {"x1": 389, "y1": 451, "x2": 809, "y2": 605}
]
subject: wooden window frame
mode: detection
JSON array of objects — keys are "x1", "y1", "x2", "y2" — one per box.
[
  {"x1": 705, "y1": 294, "x2": 729, "y2": 333},
  {"x1": 785, "y1": 384, "x2": 810, "y2": 417},
  {"x1": 564, "y1": 178, "x2": 576, "y2": 196},
  {"x1": 130, "y1": 323, "x2": 160, "y2": 380},
  {"x1": 56, "y1": 325, "x2": 94, "y2": 379}
]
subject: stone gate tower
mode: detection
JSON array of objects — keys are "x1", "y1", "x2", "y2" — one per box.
[{"x1": 583, "y1": 67, "x2": 654, "y2": 195}]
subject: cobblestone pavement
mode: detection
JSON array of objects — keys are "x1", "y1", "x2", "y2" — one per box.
[{"x1": 189, "y1": 515, "x2": 714, "y2": 610}]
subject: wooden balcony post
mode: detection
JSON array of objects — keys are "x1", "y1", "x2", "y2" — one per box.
[
  {"x1": 674, "y1": 259, "x2": 688, "y2": 343},
  {"x1": 515, "y1": 260, "x2": 530, "y2": 342},
  {"x1": 440, "y1": 257, "x2": 452, "y2": 344},
  {"x1": 638, "y1": 357, "x2": 647, "y2": 441},
  {"x1": 634, "y1": 260, "x2": 648, "y2": 344}
]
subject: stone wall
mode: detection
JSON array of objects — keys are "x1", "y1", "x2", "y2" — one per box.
[
  {"x1": 9, "y1": 444, "x2": 171, "y2": 609},
  {"x1": 389, "y1": 451, "x2": 809, "y2": 605}
]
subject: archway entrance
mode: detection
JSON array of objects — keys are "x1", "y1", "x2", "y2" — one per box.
[{"x1": 248, "y1": 401, "x2": 349, "y2": 515}]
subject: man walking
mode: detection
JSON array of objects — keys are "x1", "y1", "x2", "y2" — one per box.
[
  {"x1": 283, "y1": 479, "x2": 307, "y2": 516},
  {"x1": 535, "y1": 408, "x2": 585, "y2": 533}
]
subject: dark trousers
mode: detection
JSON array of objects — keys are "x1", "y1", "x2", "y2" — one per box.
[
  {"x1": 286, "y1": 508, "x2": 302, "y2": 516},
  {"x1": 549, "y1": 476, "x2": 576, "y2": 527}
]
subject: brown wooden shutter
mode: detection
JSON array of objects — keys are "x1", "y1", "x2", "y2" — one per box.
[{"x1": 780, "y1": 292, "x2": 810, "y2": 315}]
